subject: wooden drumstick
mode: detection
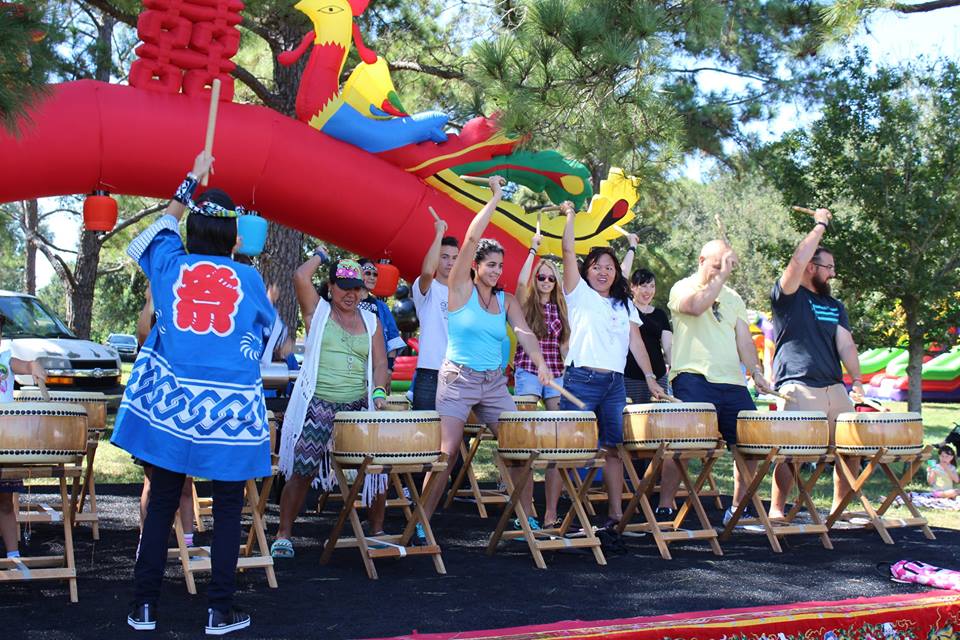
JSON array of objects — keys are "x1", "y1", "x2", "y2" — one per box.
[
  {"x1": 201, "y1": 78, "x2": 221, "y2": 186},
  {"x1": 428, "y1": 206, "x2": 440, "y2": 222},
  {"x1": 547, "y1": 380, "x2": 586, "y2": 409},
  {"x1": 37, "y1": 379, "x2": 50, "y2": 402},
  {"x1": 714, "y1": 213, "x2": 730, "y2": 245},
  {"x1": 529, "y1": 204, "x2": 562, "y2": 214},
  {"x1": 461, "y1": 175, "x2": 492, "y2": 185},
  {"x1": 660, "y1": 392, "x2": 683, "y2": 404},
  {"x1": 768, "y1": 390, "x2": 793, "y2": 402},
  {"x1": 612, "y1": 225, "x2": 631, "y2": 238},
  {"x1": 857, "y1": 395, "x2": 890, "y2": 412},
  {"x1": 791, "y1": 205, "x2": 817, "y2": 217},
  {"x1": 535, "y1": 211, "x2": 541, "y2": 236}
]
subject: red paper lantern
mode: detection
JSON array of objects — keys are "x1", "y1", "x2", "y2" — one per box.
[
  {"x1": 371, "y1": 259, "x2": 400, "y2": 297},
  {"x1": 83, "y1": 191, "x2": 118, "y2": 232}
]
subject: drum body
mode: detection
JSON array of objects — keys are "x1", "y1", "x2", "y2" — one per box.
[
  {"x1": 384, "y1": 394, "x2": 411, "y2": 412},
  {"x1": 736, "y1": 411, "x2": 829, "y2": 455},
  {"x1": 622, "y1": 402, "x2": 720, "y2": 450},
  {"x1": 834, "y1": 412, "x2": 923, "y2": 455},
  {"x1": 0, "y1": 402, "x2": 89, "y2": 464},
  {"x1": 497, "y1": 411, "x2": 598, "y2": 461},
  {"x1": 14, "y1": 390, "x2": 107, "y2": 433},
  {"x1": 513, "y1": 395, "x2": 540, "y2": 411},
  {"x1": 333, "y1": 411, "x2": 441, "y2": 465}
]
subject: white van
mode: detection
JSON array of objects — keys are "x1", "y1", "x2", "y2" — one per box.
[{"x1": 0, "y1": 290, "x2": 124, "y2": 405}]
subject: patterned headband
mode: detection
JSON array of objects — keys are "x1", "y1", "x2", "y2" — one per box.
[{"x1": 174, "y1": 174, "x2": 257, "y2": 219}]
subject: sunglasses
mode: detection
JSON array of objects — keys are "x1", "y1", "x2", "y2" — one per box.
[
  {"x1": 536, "y1": 274, "x2": 556, "y2": 283},
  {"x1": 361, "y1": 268, "x2": 378, "y2": 276},
  {"x1": 711, "y1": 300, "x2": 722, "y2": 322}
]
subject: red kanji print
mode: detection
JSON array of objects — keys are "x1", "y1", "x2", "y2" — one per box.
[{"x1": 173, "y1": 262, "x2": 244, "y2": 336}]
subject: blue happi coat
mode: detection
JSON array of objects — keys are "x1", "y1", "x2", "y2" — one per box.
[{"x1": 112, "y1": 215, "x2": 283, "y2": 481}]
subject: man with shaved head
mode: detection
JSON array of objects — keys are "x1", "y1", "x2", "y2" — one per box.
[{"x1": 665, "y1": 239, "x2": 773, "y2": 524}]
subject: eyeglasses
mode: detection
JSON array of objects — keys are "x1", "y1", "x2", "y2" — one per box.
[
  {"x1": 812, "y1": 262, "x2": 836, "y2": 273},
  {"x1": 536, "y1": 274, "x2": 556, "y2": 283},
  {"x1": 361, "y1": 268, "x2": 378, "y2": 276},
  {"x1": 711, "y1": 300, "x2": 722, "y2": 322}
]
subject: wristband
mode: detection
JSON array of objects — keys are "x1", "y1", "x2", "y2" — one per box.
[
  {"x1": 173, "y1": 174, "x2": 199, "y2": 205},
  {"x1": 815, "y1": 221, "x2": 829, "y2": 230},
  {"x1": 626, "y1": 246, "x2": 635, "y2": 253},
  {"x1": 312, "y1": 248, "x2": 329, "y2": 264},
  {"x1": 644, "y1": 372, "x2": 656, "y2": 380},
  {"x1": 372, "y1": 386, "x2": 387, "y2": 400}
]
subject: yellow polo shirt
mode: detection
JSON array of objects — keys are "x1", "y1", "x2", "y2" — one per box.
[{"x1": 668, "y1": 275, "x2": 748, "y2": 386}]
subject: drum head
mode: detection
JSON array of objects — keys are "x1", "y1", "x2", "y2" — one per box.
[
  {"x1": 624, "y1": 402, "x2": 716, "y2": 414},
  {"x1": 498, "y1": 410, "x2": 595, "y2": 422},
  {"x1": 0, "y1": 401, "x2": 88, "y2": 417},
  {"x1": 835, "y1": 411, "x2": 922, "y2": 423},
  {"x1": 14, "y1": 390, "x2": 107, "y2": 403},
  {"x1": 737, "y1": 410, "x2": 827, "y2": 421},
  {"x1": 334, "y1": 410, "x2": 439, "y2": 421}
]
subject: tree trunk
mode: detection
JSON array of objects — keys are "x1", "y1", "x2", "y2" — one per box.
[
  {"x1": 902, "y1": 297, "x2": 925, "y2": 414},
  {"x1": 69, "y1": 231, "x2": 102, "y2": 339},
  {"x1": 23, "y1": 199, "x2": 38, "y2": 294}
]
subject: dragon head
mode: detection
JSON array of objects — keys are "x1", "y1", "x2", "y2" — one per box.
[{"x1": 294, "y1": 0, "x2": 355, "y2": 46}]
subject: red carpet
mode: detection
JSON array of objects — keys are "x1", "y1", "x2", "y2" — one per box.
[{"x1": 384, "y1": 591, "x2": 960, "y2": 639}]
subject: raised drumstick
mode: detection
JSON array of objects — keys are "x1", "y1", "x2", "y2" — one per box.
[
  {"x1": 612, "y1": 224, "x2": 631, "y2": 238},
  {"x1": 428, "y1": 206, "x2": 440, "y2": 222},
  {"x1": 791, "y1": 205, "x2": 817, "y2": 217},
  {"x1": 201, "y1": 79, "x2": 222, "y2": 186},
  {"x1": 37, "y1": 378, "x2": 50, "y2": 402},
  {"x1": 461, "y1": 175, "x2": 492, "y2": 185},
  {"x1": 547, "y1": 380, "x2": 586, "y2": 409},
  {"x1": 536, "y1": 211, "x2": 542, "y2": 236},
  {"x1": 714, "y1": 213, "x2": 730, "y2": 245}
]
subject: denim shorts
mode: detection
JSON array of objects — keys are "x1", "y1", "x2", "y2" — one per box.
[
  {"x1": 671, "y1": 372, "x2": 756, "y2": 446},
  {"x1": 559, "y1": 366, "x2": 626, "y2": 448},
  {"x1": 513, "y1": 368, "x2": 563, "y2": 399}
]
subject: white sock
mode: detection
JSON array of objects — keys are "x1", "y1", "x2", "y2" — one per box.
[
  {"x1": 183, "y1": 533, "x2": 194, "y2": 547},
  {"x1": 7, "y1": 550, "x2": 20, "y2": 559}
]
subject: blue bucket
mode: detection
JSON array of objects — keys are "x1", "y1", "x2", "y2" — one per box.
[{"x1": 237, "y1": 215, "x2": 267, "y2": 256}]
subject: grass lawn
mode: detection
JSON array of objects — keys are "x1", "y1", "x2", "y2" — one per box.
[{"x1": 58, "y1": 377, "x2": 960, "y2": 530}]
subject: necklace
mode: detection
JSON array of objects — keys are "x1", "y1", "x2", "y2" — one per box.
[
  {"x1": 476, "y1": 285, "x2": 495, "y2": 311},
  {"x1": 333, "y1": 305, "x2": 358, "y2": 332}
]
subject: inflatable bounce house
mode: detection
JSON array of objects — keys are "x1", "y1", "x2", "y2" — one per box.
[
  {"x1": 860, "y1": 346, "x2": 960, "y2": 402},
  {"x1": 0, "y1": 0, "x2": 642, "y2": 286}
]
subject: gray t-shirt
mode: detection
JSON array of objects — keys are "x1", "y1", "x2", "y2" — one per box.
[{"x1": 771, "y1": 280, "x2": 850, "y2": 388}]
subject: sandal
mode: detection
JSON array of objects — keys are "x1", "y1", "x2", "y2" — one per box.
[
  {"x1": 542, "y1": 518, "x2": 562, "y2": 529},
  {"x1": 270, "y1": 538, "x2": 294, "y2": 559}
]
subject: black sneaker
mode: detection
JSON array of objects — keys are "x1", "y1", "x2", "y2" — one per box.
[
  {"x1": 205, "y1": 608, "x2": 251, "y2": 636},
  {"x1": 127, "y1": 603, "x2": 156, "y2": 631},
  {"x1": 654, "y1": 507, "x2": 676, "y2": 519}
]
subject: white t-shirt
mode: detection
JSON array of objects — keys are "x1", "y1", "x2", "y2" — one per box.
[
  {"x1": 0, "y1": 348, "x2": 13, "y2": 403},
  {"x1": 412, "y1": 276, "x2": 449, "y2": 371},
  {"x1": 564, "y1": 280, "x2": 641, "y2": 373}
]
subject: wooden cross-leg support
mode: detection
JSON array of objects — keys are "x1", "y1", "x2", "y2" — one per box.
[
  {"x1": 720, "y1": 447, "x2": 834, "y2": 553},
  {"x1": 170, "y1": 477, "x2": 277, "y2": 595},
  {"x1": 321, "y1": 456, "x2": 448, "y2": 580},
  {"x1": 618, "y1": 444, "x2": 723, "y2": 559},
  {"x1": 75, "y1": 432, "x2": 102, "y2": 540},
  {"x1": 827, "y1": 446, "x2": 934, "y2": 544},
  {"x1": 444, "y1": 430, "x2": 506, "y2": 518},
  {"x1": 1, "y1": 464, "x2": 81, "y2": 602},
  {"x1": 486, "y1": 452, "x2": 605, "y2": 569}
]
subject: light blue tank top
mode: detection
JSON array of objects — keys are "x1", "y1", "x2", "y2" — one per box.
[{"x1": 446, "y1": 287, "x2": 506, "y2": 371}]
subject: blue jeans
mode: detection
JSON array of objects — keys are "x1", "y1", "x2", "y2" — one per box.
[
  {"x1": 560, "y1": 367, "x2": 626, "y2": 448},
  {"x1": 672, "y1": 372, "x2": 755, "y2": 445},
  {"x1": 412, "y1": 368, "x2": 439, "y2": 410}
]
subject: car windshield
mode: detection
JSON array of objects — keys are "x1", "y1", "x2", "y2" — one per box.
[
  {"x1": 0, "y1": 295, "x2": 75, "y2": 339},
  {"x1": 109, "y1": 335, "x2": 136, "y2": 345}
]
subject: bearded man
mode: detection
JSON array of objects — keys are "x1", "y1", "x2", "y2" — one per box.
[{"x1": 769, "y1": 207, "x2": 865, "y2": 519}]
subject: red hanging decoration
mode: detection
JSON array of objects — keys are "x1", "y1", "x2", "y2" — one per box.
[
  {"x1": 371, "y1": 259, "x2": 400, "y2": 298},
  {"x1": 83, "y1": 191, "x2": 118, "y2": 232}
]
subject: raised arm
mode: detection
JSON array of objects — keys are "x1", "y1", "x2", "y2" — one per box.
[
  {"x1": 515, "y1": 232, "x2": 542, "y2": 303},
  {"x1": 168, "y1": 151, "x2": 215, "y2": 222},
  {"x1": 294, "y1": 245, "x2": 327, "y2": 333},
  {"x1": 506, "y1": 294, "x2": 553, "y2": 385},
  {"x1": 835, "y1": 326, "x2": 864, "y2": 400},
  {"x1": 418, "y1": 217, "x2": 448, "y2": 295},
  {"x1": 736, "y1": 318, "x2": 773, "y2": 394},
  {"x1": 780, "y1": 208, "x2": 832, "y2": 295},
  {"x1": 560, "y1": 201, "x2": 580, "y2": 294},
  {"x1": 675, "y1": 251, "x2": 735, "y2": 316},
  {"x1": 620, "y1": 233, "x2": 639, "y2": 277},
  {"x1": 447, "y1": 176, "x2": 505, "y2": 308}
]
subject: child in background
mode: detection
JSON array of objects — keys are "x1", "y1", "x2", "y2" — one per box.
[
  {"x1": 928, "y1": 444, "x2": 960, "y2": 499},
  {"x1": 0, "y1": 312, "x2": 48, "y2": 560}
]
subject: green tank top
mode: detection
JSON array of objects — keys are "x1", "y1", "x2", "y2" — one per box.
[{"x1": 314, "y1": 318, "x2": 369, "y2": 402}]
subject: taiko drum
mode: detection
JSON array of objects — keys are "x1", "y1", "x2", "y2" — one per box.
[
  {"x1": 384, "y1": 394, "x2": 411, "y2": 412},
  {"x1": 497, "y1": 411, "x2": 598, "y2": 461},
  {"x1": 622, "y1": 402, "x2": 721, "y2": 450},
  {"x1": 332, "y1": 410, "x2": 441, "y2": 465},
  {"x1": 834, "y1": 412, "x2": 923, "y2": 456},
  {"x1": 14, "y1": 390, "x2": 107, "y2": 434},
  {"x1": 736, "y1": 410, "x2": 829, "y2": 455},
  {"x1": 0, "y1": 402, "x2": 89, "y2": 464}
]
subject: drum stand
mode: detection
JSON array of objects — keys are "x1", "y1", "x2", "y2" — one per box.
[
  {"x1": 169, "y1": 476, "x2": 278, "y2": 594},
  {"x1": 720, "y1": 446, "x2": 834, "y2": 552},
  {"x1": 616, "y1": 443, "x2": 724, "y2": 559},
  {"x1": 321, "y1": 455, "x2": 448, "y2": 580},
  {"x1": 444, "y1": 428, "x2": 508, "y2": 518},
  {"x1": 1, "y1": 463, "x2": 82, "y2": 602},
  {"x1": 486, "y1": 452, "x2": 606, "y2": 569},
  {"x1": 826, "y1": 446, "x2": 935, "y2": 544}
]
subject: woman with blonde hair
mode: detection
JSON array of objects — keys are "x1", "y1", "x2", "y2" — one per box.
[{"x1": 513, "y1": 232, "x2": 570, "y2": 526}]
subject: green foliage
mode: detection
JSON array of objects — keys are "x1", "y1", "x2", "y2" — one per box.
[
  {"x1": 758, "y1": 55, "x2": 960, "y2": 351},
  {"x1": 0, "y1": 2, "x2": 62, "y2": 133}
]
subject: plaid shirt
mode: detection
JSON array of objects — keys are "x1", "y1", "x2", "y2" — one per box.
[{"x1": 514, "y1": 302, "x2": 564, "y2": 378}]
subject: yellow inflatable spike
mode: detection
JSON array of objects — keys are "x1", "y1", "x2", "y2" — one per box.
[
  {"x1": 342, "y1": 58, "x2": 402, "y2": 121},
  {"x1": 426, "y1": 167, "x2": 640, "y2": 255}
]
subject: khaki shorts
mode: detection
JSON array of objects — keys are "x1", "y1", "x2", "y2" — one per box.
[
  {"x1": 778, "y1": 382, "x2": 854, "y2": 445},
  {"x1": 435, "y1": 359, "x2": 516, "y2": 426}
]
